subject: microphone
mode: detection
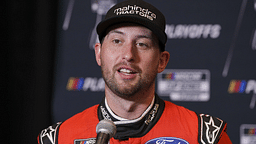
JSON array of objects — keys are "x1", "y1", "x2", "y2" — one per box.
[{"x1": 95, "y1": 120, "x2": 117, "y2": 144}]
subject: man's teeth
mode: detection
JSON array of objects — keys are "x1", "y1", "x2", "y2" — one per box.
[{"x1": 119, "y1": 69, "x2": 133, "y2": 74}]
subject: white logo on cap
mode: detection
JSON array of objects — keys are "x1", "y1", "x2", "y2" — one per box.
[{"x1": 114, "y1": 5, "x2": 156, "y2": 21}]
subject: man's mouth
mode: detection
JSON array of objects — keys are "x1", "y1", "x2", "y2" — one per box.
[{"x1": 118, "y1": 68, "x2": 136, "y2": 75}]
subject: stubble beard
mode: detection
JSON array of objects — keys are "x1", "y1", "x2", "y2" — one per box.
[{"x1": 101, "y1": 62, "x2": 158, "y2": 99}]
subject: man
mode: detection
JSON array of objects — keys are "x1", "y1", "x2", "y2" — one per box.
[{"x1": 38, "y1": 0, "x2": 232, "y2": 143}]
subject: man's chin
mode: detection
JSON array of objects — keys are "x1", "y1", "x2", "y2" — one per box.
[{"x1": 112, "y1": 86, "x2": 141, "y2": 98}]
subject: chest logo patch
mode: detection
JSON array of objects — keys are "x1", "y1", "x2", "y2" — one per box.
[
  {"x1": 145, "y1": 137, "x2": 189, "y2": 144},
  {"x1": 74, "y1": 138, "x2": 96, "y2": 144}
]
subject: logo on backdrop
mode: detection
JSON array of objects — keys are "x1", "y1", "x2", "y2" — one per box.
[
  {"x1": 157, "y1": 69, "x2": 210, "y2": 102},
  {"x1": 89, "y1": 0, "x2": 117, "y2": 49},
  {"x1": 240, "y1": 124, "x2": 256, "y2": 144},
  {"x1": 66, "y1": 77, "x2": 105, "y2": 92},
  {"x1": 61, "y1": 0, "x2": 117, "y2": 49},
  {"x1": 165, "y1": 24, "x2": 221, "y2": 39},
  {"x1": 228, "y1": 79, "x2": 256, "y2": 109}
]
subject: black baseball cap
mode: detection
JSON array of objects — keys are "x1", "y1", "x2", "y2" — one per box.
[{"x1": 96, "y1": 0, "x2": 167, "y2": 51}]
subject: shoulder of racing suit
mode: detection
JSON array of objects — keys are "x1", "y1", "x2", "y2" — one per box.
[
  {"x1": 37, "y1": 122, "x2": 62, "y2": 144},
  {"x1": 197, "y1": 113, "x2": 227, "y2": 144}
]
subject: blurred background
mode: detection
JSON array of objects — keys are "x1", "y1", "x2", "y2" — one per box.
[{"x1": 3, "y1": 0, "x2": 256, "y2": 143}]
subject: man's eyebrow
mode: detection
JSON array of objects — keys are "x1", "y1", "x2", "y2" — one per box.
[
  {"x1": 106, "y1": 29, "x2": 156, "y2": 42},
  {"x1": 136, "y1": 34, "x2": 153, "y2": 40},
  {"x1": 107, "y1": 30, "x2": 124, "y2": 36}
]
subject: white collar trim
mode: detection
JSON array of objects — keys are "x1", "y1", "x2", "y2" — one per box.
[{"x1": 105, "y1": 96, "x2": 155, "y2": 125}]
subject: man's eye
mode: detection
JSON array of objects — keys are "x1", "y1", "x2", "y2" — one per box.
[
  {"x1": 137, "y1": 43, "x2": 148, "y2": 47},
  {"x1": 113, "y1": 39, "x2": 121, "y2": 44}
]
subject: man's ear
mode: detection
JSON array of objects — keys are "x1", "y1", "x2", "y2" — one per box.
[
  {"x1": 95, "y1": 43, "x2": 101, "y2": 66},
  {"x1": 158, "y1": 51, "x2": 170, "y2": 73}
]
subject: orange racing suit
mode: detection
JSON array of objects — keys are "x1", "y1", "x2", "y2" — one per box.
[{"x1": 38, "y1": 95, "x2": 232, "y2": 144}]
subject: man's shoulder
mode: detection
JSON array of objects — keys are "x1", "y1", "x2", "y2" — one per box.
[
  {"x1": 163, "y1": 100, "x2": 228, "y2": 143},
  {"x1": 60, "y1": 104, "x2": 99, "y2": 129},
  {"x1": 163, "y1": 100, "x2": 197, "y2": 117},
  {"x1": 37, "y1": 104, "x2": 99, "y2": 144},
  {"x1": 67, "y1": 104, "x2": 99, "y2": 121}
]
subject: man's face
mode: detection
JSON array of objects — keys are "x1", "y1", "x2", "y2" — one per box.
[{"x1": 95, "y1": 24, "x2": 168, "y2": 97}]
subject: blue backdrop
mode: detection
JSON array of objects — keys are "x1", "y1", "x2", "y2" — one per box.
[{"x1": 53, "y1": 0, "x2": 256, "y2": 143}]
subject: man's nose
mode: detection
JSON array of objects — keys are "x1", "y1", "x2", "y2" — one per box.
[{"x1": 122, "y1": 42, "x2": 136, "y2": 62}]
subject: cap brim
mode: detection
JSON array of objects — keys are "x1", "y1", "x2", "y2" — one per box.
[{"x1": 96, "y1": 15, "x2": 166, "y2": 50}]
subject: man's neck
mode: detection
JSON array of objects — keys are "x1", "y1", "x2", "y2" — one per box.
[{"x1": 105, "y1": 87, "x2": 155, "y2": 120}]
